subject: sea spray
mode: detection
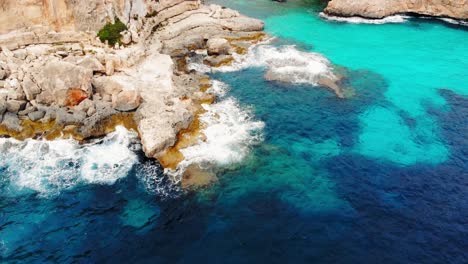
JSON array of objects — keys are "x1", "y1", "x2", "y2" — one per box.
[
  {"x1": 319, "y1": 12, "x2": 409, "y2": 24},
  {"x1": 206, "y1": 44, "x2": 337, "y2": 87},
  {"x1": 135, "y1": 159, "x2": 182, "y2": 199},
  {"x1": 0, "y1": 126, "x2": 139, "y2": 196},
  {"x1": 166, "y1": 81, "x2": 265, "y2": 178}
]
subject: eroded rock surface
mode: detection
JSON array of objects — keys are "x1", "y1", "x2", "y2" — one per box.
[
  {"x1": 0, "y1": 0, "x2": 265, "y2": 172},
  {"x1": 324, "y1": 0, "x2": 468, "y2": 20}
]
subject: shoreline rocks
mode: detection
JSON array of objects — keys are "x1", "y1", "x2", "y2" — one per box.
[
  {"x1": 324, "y1": 0, "x2": 468, "y2": 20},
  {"x1": 0, "y1": 0, "x2": 265, "y2": 179}
]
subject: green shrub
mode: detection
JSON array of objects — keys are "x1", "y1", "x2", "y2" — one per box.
[{"x1": 97, "y1": 18, "x2": 128, "y2": 46}]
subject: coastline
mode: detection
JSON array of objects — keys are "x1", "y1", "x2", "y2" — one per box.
[
  {"x1": 324, "y1": 0, "x2": 468, "y2": 21},
  {"x1": 0, "y1": 0, "x2": 266, "y2": 186}
]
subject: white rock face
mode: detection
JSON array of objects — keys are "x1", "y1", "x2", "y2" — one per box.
[
  {"x1": 133, "y1": 53, "x2": 194, "y2": 158},
  {"x1": 325, "y1": 0, "x2": 468, "y2": 20},
  {"x1": 207, "y1": 38, "x2": 231, "y2": 55},
  {"x1": 33, "y1": 61, "x2": 93, "y2": 106}
]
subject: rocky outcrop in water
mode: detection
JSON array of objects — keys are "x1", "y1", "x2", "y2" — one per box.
[{"x1": 324, "y1": 0, "x2": 468, "y2": 20}]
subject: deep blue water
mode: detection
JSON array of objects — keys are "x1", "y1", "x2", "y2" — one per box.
[{"x1": 1, "y1": 0, "x2": 468, "y2": 263}]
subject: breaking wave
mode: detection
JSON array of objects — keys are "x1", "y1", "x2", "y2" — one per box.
[
  {"x1": 319, "y1": 12, "x2": 408, "y2": 24},
  {"x1": 190, "y1": 44, "x2": 337, "y2": 87},
  {"x1": 437, "y1": 17, "x2": 468, "y2": 26},
  {"x1": 0, "y1": 126, "x2": 139, "y2": 197},
  {"x1": 171, "y1": 80, "x2": 264, "y2": 175}
]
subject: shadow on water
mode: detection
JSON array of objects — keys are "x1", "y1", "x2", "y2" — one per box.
[{"x1": 323, "y1": 88, "x2": 468, "y2": 263}]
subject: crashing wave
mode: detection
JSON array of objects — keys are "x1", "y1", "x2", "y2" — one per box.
[
  {"x1": 189, "y1": 43, "x2": 338, "y2": 90},
  {"x1": 436, "y1": 17, "x2": 468, "y2": 26},
  {"x1": 167, "y1": 80, "x2": 264, "y2": 178},
  {"x1": 135, "y1": 160, "x2": 182, "y2": 199},
  {"x1": 0, "y1": 126, "x2": 139, "y2": 197},
  {"x1": 319, "y1": 12, "x2": 408, "y2": 24},
  {"x1": 218, "y1": 45, "x2": 337, "y2": 87}
]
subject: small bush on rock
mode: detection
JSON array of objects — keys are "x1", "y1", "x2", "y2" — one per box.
[{"x1": 97, "y1": 18, "x2": 128, "y2": 46}]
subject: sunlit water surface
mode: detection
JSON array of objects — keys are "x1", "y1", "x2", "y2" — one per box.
[{"x1": 1, "y1": 0, "x2": 467, "y2": 263}]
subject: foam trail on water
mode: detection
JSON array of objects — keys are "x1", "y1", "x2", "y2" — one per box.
[
  {"x1": 0, "y1": 126, "x2": 138, "y2": 196},
  {"x1": 170, "y1": 81, "x2": 264, "y2": 175},
  {"x1": 190, "y1": 44, "x2": 337, "y2": 87},
  {"x1": 437, "y1": 17, "x2": 468, "y2": 26},
  {"x1": 319, "y1": 12, "x2": 408, "y2": 24}
]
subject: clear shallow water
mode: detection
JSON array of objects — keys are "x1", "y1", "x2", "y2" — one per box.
[{"x1": 1, "y1": 1, "x2": 468, "y2": 263}]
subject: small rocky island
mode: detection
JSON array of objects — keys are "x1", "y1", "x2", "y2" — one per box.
[{"x1": 0, "y1": 0, "x2": 265, "y2": 178}]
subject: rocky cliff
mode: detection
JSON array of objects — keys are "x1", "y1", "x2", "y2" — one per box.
[
  {"x1": 0, "y1": 0, "x2": 265, "y2": 183},
  {"x1": 324, "y1": 0, "x2": 468, "y2": 20}
]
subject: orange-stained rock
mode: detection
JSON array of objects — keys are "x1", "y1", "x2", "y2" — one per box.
[{"x1": 66, "y1": 89, "x2": 88, "y2": 107}]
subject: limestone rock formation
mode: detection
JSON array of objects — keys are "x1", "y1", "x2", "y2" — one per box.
[
  {"x1": 207, "y1": 38, "x2": 231, "y2": 55},
  {"x1": 0, "y1": 0, "x2": 266, "y2": 174},
  {"x1": 33, "y1": 61, "x2": 93, "y2": 106},
  {"x1": 324, "y1": 0, "x2": 468, "y2": 20}
]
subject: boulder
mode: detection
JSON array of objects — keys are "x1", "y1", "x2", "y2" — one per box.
[
  {"x1": 35, "y1": 90, "x2": 55, "y2": 105},
  {"x1": 18, "y1": 103, "x2": 36, "y2": 116},
  {"x1": 105, "y1": 59, "x2": 115, "y2": 76},
  {"x1": 77, "y1": 56, "x2": 105, "y2": 73},
  {"x1": 112, "y1": 90, "x2": 141, "y2": 111},
  {"x1": 74, "y1": 98, "x2": 95, "y2": 113},
  {"x1": 22, "y1": 76, "x2": 41, "y2": 101},
  {"x1": 64, "y1": 89, "x2": 89, "y2": 107},
  {"x1": 206, "y1": 38, "x2": 231, "y2": 55},
  {"x1": 7, "y1": 86, "x2": 26, "y2": 101},
  {"x1": 33, "y1": 61, "x2": 93, "y2": 106},
  {"x1": 1, "y1": 112, "x2": 22, "y2": 132},
  {"x1": 13, "y1": 49, "x2": 28, "y2": 60},
  {"x1": 55, "y1": 108, "x2": 86, "y2": 125},
  {"x1": 92, "y1": 76, "x2": 123, "y2": 96},
  {"x1": 5, "y1": 79, "x2": 21, "y2": 92},
  {"x1": 28, "y1": 110, "x2": 45, "y2": 121},
  {"x1": 120, "y1": 31, "x2": 132, "y2": 45},
  {"x1": 6, "y1": 99, "x2": 26, "y2": 113}
]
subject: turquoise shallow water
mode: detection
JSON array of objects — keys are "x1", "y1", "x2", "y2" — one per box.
[{"x1": 1, "y1": 0, "x2": 467, "y2": 263}]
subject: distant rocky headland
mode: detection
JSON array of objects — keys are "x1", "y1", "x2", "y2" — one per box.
[
  {"x1": 324, "y1": 0, "x2": 468, "y2": 20},
  {"x1": 0, "y1": 0, "x2": 266, "y2": 183}
]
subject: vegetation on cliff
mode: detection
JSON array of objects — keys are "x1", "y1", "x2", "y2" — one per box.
[{"x1": 97, "y1": 18, "x2": 127, "y2": 45}]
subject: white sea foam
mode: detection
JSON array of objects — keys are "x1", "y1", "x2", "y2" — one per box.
[
  {"x1": 196, "y1": 44, "x2": 336, "y2": 87},
  {"x1": 180, "y1": 98, "x2": 264, "y2": 168},
  {"x1": 135, "y1": 160, "x2": 181, "y2": 199},
  {"x1": 319, "y1": 12, "x2": 408, "y2": 24},
  {"x1": 0, "y1": 126, "x2": 138, "y2": 196},
  {"x1": 437, "y1": 17, "x2": 468, "y2": 26},
  {"x1": 168, "y1": 81, "x2": 264, "y2": 175}
]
